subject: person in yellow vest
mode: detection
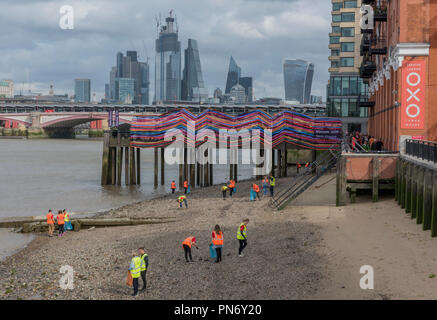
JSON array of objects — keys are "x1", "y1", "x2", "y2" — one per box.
[
  {"x1": 178, "y1": 195, "x2": 188, "y2": 208},
  {"x1": 237, "y1": 219, "x2": 249, "y2": 257},
  {"x1": 269, "y1": 175, "x2": 276, "y2": 197},
  {"x1": 46, "y1": 209, "x2": 55, "y2": 237},
  {"x1": 171, "y1": 180, "x2": 176, "y2": 194},
  {"x1": 56, "y1": 210, "x2": 65, "y2": 237},
  {"x1": 128, "y1": 251, "x2": 142, "y2": 296},
  {"x1": 212, "y1": 225, "x2": 224, "y2": 263},
  {"x1": 221, "y1": 185, "x2": 228, "y2": 199},
  {"x1": 228, "y1": 179, "x2": 236, "y2": 197},
  {"x1": 63, "y1": 209, "x2": 73, "y2": 231},
  {"x1": 138, "y1": 247, "x2": 149, "y2": 291},
  {"x1": 182, "y1": 236, "x2": 198, "y2": 262}
]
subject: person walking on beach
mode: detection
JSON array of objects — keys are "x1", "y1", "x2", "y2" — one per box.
[
  {"x1": 56, "y1": 210, "x2": 65, "y2": 237},
  {"x1": 182, "y1": 236, "x2": 198, "y2": 262},
  {"x1": 178, "y1": 195, "x2": 188, "y2": 208},
  {"x1": 171, "y1": 180, "x2": 176, "y2": 194},
  {"x1": 221, "y1": 185, "x2": 228, "y2": 199},
  {"x1": 262, "y1": 176, "x2": 268, "y2": 196},
  {"x1": 63, "y1": 209, "x2": 72, "y2": 232},
  {"x1": 139, "y1": 247, "x2": 149, "y2": 291},
  {"x1": 228, "y1": 179, "x2": 236, "y2": 197},
  {"x1": 269, "y1": 175, "x2": 276, "y2": 197},
  {"x1": 252, "y1": 183, "x2": 260, "y2": 200},
  {"x1": 212, "y1": 225, "x2": 224, "y2": 263},
  {"x1": 128, "y1": 251, "x2": 142, "y2": 296},
  {"x1": 184, "y1": 180, "x2": 189, "y2": 194},
  {"x1": 237, "y1": 219, "x2": 249, "y2": 257},
  {"x1": 46, "y1": 209, "x2": 55, "y2": 237}
]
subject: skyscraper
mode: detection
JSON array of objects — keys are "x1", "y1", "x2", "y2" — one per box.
[
  {"x1": 155, "y1": 11, "x2": 181, "y2": 103},
  {"x1": 139, "y1": 62, "x2": 150, "y2": 104},
  {"x1": 225, "y1": 56, "x2": 241, "y2": 94},
  {"x1": 74, "y1": 78, "x2": 91, "y2": 103},
  {"x1": 239, "y1": 77, "x2": 253, "y2": 103},
  {"x1": 283, "y1": 59, "x2": 314, "y2": 104},
  {"x1": 181, "y1": 39, "x2": 208, "y2": 102},
  {"x1": 117, "y1": 78, "x2": 135, "y2": 104}
]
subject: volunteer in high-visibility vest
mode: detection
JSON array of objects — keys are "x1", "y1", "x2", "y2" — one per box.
[
  {"x1": 182, "y1": 236, "x2": 198, "y2": 262},
  {"x1": 178, "y1": 195, "x2": 188, "y2": 208},
  {"x1": 63, "y1": 209, "x2": 72, "y2": 232},
  {"x1": 262, "y1": 176, "x2": 269, "y2": 196},
  {"x1": 171, "y1": 180, "x2": 176, "y2": 194},
  {"x1": 56, "y1": 210, "x2": 65, "y2": 237},
  {"x1": 228, "y1": 179, "x2": 236, "y2": 197},
  {"x1": 212, "y1": 225, "x2": 224, "y2": 263},
  {"x1": 129, "y1": 251, "x2": 142, "y2": 296},
  {"x1": 237, "y1": 219, "x2": 249, "y2": 257},
  {"x1": 221, "y1": 185, "x2": 228, "y2": 199},
  {"x1": 46, "y1": 209, "x2": 55, "y2": 237},
  {"x1": 297, "y1": 162, "x2": 301, "y2": 173},
  {"x1": 138, "y1": 247, "x2": 149, "y2": 291},
  {"x1": 184, "y1": 180, "x2": 189, "y2": 194},
  {"x1": 269, "y1": 175, "x2": 276, "y2": 197},
  {"x1": 252, "y1": 183, "x2": 260, "y2": 200}
]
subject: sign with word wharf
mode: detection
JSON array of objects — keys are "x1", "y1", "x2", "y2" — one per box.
[{"x1": 401, "y1": 60, "x2": 426, "y2": 130}]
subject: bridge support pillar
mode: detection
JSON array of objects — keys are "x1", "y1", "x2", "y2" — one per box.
[{"x1": 160, "y1": 148, "x2": 165, "y2": 186}]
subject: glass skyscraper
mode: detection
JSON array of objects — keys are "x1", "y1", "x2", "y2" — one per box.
[
  {"x1": 74, "y1": 78, "x2": 91, "y2": 103},
  {"x1": 155, "y1": 12, "x2": 181, "y2": 103},
  {"x1": 117, "y1": 78, "x2": 135, "y2": 104},
  {"x1": 283, "y1": 59, "x2": 314, "y2": 104},
  {"x1": 225, "y1": 56, "x2": 241, "y2": 94},
  {"x1": 181, "y1": 39, "x2": 208, "y2": 102},
  {"x1": 239, "y1": 77, "x2": 253, "y2": 103}
]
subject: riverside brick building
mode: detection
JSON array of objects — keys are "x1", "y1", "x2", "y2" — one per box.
[{"x1": 360, "y1": 0, "x2": 437, "y2": 151}]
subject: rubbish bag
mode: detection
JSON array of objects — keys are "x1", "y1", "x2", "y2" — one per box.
[
  {"x1": 187, "y1": 185, "x2": 191, "y2": 194},
  {"x1": 233, "y1": 187, "x2": 237, "y2": 194},
  {"x1": 126, "y1": 271, "x2": 133, "y2": 287},
  {"x1": 250, "y1": 189, "x2": 256, "y2": 201},
  {"x1": 65, "y1": 221, "x2": 73, "y2": 231},
  {"x1": 209, "y1": 244, "x2": 217, "y2": 259}
]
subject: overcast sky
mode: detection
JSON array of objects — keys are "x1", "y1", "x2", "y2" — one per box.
[{"x1": 0, "y1": 0, "x2": 331, "y2": 101}]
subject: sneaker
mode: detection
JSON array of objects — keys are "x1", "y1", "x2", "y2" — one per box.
[
  {"x1": 132, "y1": 293, "x2": 138, "y2": 296},
  {"x1": 239, "y1": 253, "x2": 244, "y2": 257}
]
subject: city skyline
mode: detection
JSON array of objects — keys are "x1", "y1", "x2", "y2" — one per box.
[{"x1": 0, "y1": 0, "x2": 331, "y2": 102}]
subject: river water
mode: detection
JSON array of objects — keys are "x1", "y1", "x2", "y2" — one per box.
[{"x1": 0, "y1": 139, "x2": 254, "y2": 219}]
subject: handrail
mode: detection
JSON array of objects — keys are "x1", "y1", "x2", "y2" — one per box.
[{"x1": 405, "y1": 139, "x2": 437, "y2": 164}]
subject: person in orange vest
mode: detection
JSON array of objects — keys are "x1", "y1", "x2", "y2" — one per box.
[
  {"x1": 56, "y1": 210, "x2": 65, "y2": 237},
  {"x1": 212, "y1": 225, "x2": 224, "y2": 263},
  {"x1": 46, "y1": 209, "x2": 55, "y2": 237},
  {"x1": 252, "y1": 183, "x2": 260, "y2": 200},
  {"x1": 228, "y1": 179, "x2": 236, "y2": 197},
  {"x1": 183, "y1": 180, "x2": 189, "y2": 194},
  {"x1": 262, "y1": 176, "x2": 269, "y2": 196},
  {"x1": 297, "y1": 162, "x2": 301, "y2": 173},
  {"x1": 171, "y1": 180, "x2": 176, "y2": 194},
  {"x1": 182, "y1": 236, "x2": 198, "y2": 262}
]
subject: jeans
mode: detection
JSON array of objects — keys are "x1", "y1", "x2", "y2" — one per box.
[
  {"x1": 140, "y1": 271, "x2": 147, "y2": 290},
  {"x1": 179, "y1": 199, "x2": 188, "y2": 208},
  {"x1": 132, "y1": 277, "x2": 139, "y2": 295},
  {"x1": 238, "y1": 239, "x2": 247, "y2": 255},
  {"x1": 270, "y1": 186, "x2": 274, "y2": 197},
  {"x1": 222, "y1": 191, "x2": 227, "y2": 199},
  {"x1": 215, "y1": 247, "x2": 222, "y2": 262},
  {"x1": 183, "y1": 244, "x2": 193, "y2": 262},
  {"x1": 58, "y1": 224, "x2": 64, "y2": 234},
  {"x1": 229, "y1": 188, "x2": 234, "y2": 197}
]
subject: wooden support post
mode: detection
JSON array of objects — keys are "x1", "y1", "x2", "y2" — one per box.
[
  {"x1": 160, "y1": 148, "x2": 165, "y2": 186},
  {"x1": 210, "y1": 164, "x2": 213, "y2": 186},
  {"x1": 124, "y1": 147, "x2": 129, "y2": 185},
  {"x1": 423, "y1": 169, "x2": 433, "y2": 231},
  {"x1": 130, "y1": 147, "x2": 136, "y2": 185},
  {"x1": 395, "y1": 158, "x2": 399, "y2": 202},
  {"x1": 336, "y1": 156, "x2": 347, "y2": 207},
  {"x1": 416, "y1": 167, "x2": 424, "y2": 225},
  {"x1": 431, "y1": 171, "x2": 437, "y2": 237},
  {"x1": 101, "y1": 132, "x2": 110, "y2": 185},
  {"x1": 401, "y1": 161, "x2": 407, "y2": 209},
  {"x1": 372, "y1": 157, "x2": 379, "y2": 202},
  {"x1": 312, "y1": 149, "x2": 317, "y2": 174},
  {"x1": 205, "y1": 162, "x2": 209, "y2": 187},
  {"x1": 179, "y1": 148, "x2": 184, "y2": 189},
  {"x1": 196, "y1": 162, "x2": 200, "y2": 187},
  {"x1": 184, "y1": 147, "x2": 188, "y2": 183},
  {"x1": 136, "y1": 148, "x2": 141, "y2": 185},
  {"x1": 117, "y1": 147, "x2": 122, "y2": 186},
  {"x1": 154, "y1": 148, "x2": 158, "y2": 189},
  {"x1": 272, "y1": 149, "x2": 276, "y2": 178},
  {"x1": 111, "y1": 148, "x2": 116, "y2": 185},
  {"x1": 277, "y1": 148, "x2": 282, "y2": 178},
  {"x1": 405, "y1": 162, "x2": 412, "y2": 213},
  {"x1": 190, "y1": 164, "x2": 195, "y2": 189},
  {"x1": 411, "y1": 165, "x2": 417, "y2": 219},
  {"x1": 282, "y1": 145, "x2": 288, "y2": 177}
]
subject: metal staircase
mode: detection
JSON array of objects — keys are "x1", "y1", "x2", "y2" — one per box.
[{"x1": 270, "y1": 144, "x2": 341, "y2": 210}]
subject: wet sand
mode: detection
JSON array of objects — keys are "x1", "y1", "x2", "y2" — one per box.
[{"x1": 0, "y1": 229, "x2": 34, "y2": 262}]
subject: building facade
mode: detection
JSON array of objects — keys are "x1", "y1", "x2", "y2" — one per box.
[
  {"x1": 181, "y1": 39, "x2": 208, "y2": 102},
  {"x1": 0, "y1": 80, "x2": 14, "y2": 98},
  {"x1": 74, "y1": 79, "x2": 91, "y2": 103},
  {"x1": 239, "y1": 77, "x2": 253, "y2": 103},
  {"x1": 327, "y1": 0, "x2": 369, "y2": 134},
  {"x1": 283, "y1": 59, "x2": 314, "y2": 104},
  {"x1": 155, "y1": 12, "x2": 181, "y2": 103},
  {"x1": 117, "y1": 78, "x2": 135, "y2": 104},
  {"x1": 230, "y1": 84, "x2": 246, "y2": 104},
  {"x1": 225, "y1": 56, "x2": 242, "y2": 94},
  {"x1": 359, "y1": 0, "x2": 437, "y2": 150}
]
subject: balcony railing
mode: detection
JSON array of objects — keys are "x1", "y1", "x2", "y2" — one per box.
[{"x1": 405, "y1": 139, "x2": 437, "y2": 164}]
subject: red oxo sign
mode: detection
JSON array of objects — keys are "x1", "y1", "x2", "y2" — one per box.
[{"x1": 401, "y1": 60, "x2": 426, "y2": 129}]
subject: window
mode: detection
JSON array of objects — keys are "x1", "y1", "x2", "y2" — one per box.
[
  {"x1": 341, "y1": 42, "x2": 355, "y2": 52},
  {"x1": 341, "y1": 99, "x2": 349, "y2": 117},
  {"x1": 344, "y1": 1, "x2": 357, "y2": 8},
  {"x1": 341, "y1": 57, "x2": 354, "y2": 67},
  {"x1": 348, "y1": 99, "x2": 359, "y2": 117},
  {"x1": 332, "y1": 14, "x2": 341, "y2": 22},
  {"x1": 331, "y1": 61, "x2": 340, "y2": 68},
  {"x1": 330, "y1": 36, "x2": 340, "y2": 44},
  {"x1": 332, "y1": 77, "x2": 341, "y2": 96},
  {"x1": 341, "y1": 12, "x2": 355, "y2": 22},
  {"x1": 333, "y1": 2, "x2": 343, "y2": 11},
  {"x1": 341, "y1": 27, "x2": 355, "y2": 37},
  {"x1": 332, "y1": 26, "x2": 341, "y2": 34},
  {"x1": 350, "y1": 77, "x2": 358, "y2": 95},
  {"x1": 331, "y1": 49, "x2": 340, "y2": 56},
  {"x1": 342, "y1": 77, "x2": 350, "y2": 95}
]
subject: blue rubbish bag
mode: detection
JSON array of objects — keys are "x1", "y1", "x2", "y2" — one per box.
[
  {"x1": 233, "y1": 187, "x2": 237, "y2": 194},
  {"x1": 65, "y1": 221, "x2": 73, "y2": 231},
  {"x1": 209, "y1": 244, "x2": 216, "y2": 259},
  {"x1": 187, "y1": 185, "x2": 191, "y2": 194},
  {"x1": 250, "y1": 189, "x2": 256, "y2": 201}
]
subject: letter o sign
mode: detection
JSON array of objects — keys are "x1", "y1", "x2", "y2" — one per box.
[
  {"x1": 406, "y1": 72, "x2": 421, "y2": 87},
  {"x1": 406, "y1": 104, "x2": 420, "y2": 118}
]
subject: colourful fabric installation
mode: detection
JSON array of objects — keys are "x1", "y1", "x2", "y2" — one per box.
[{"x1": 130, "y1": 109, "x2": 342, "y2": 150}]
